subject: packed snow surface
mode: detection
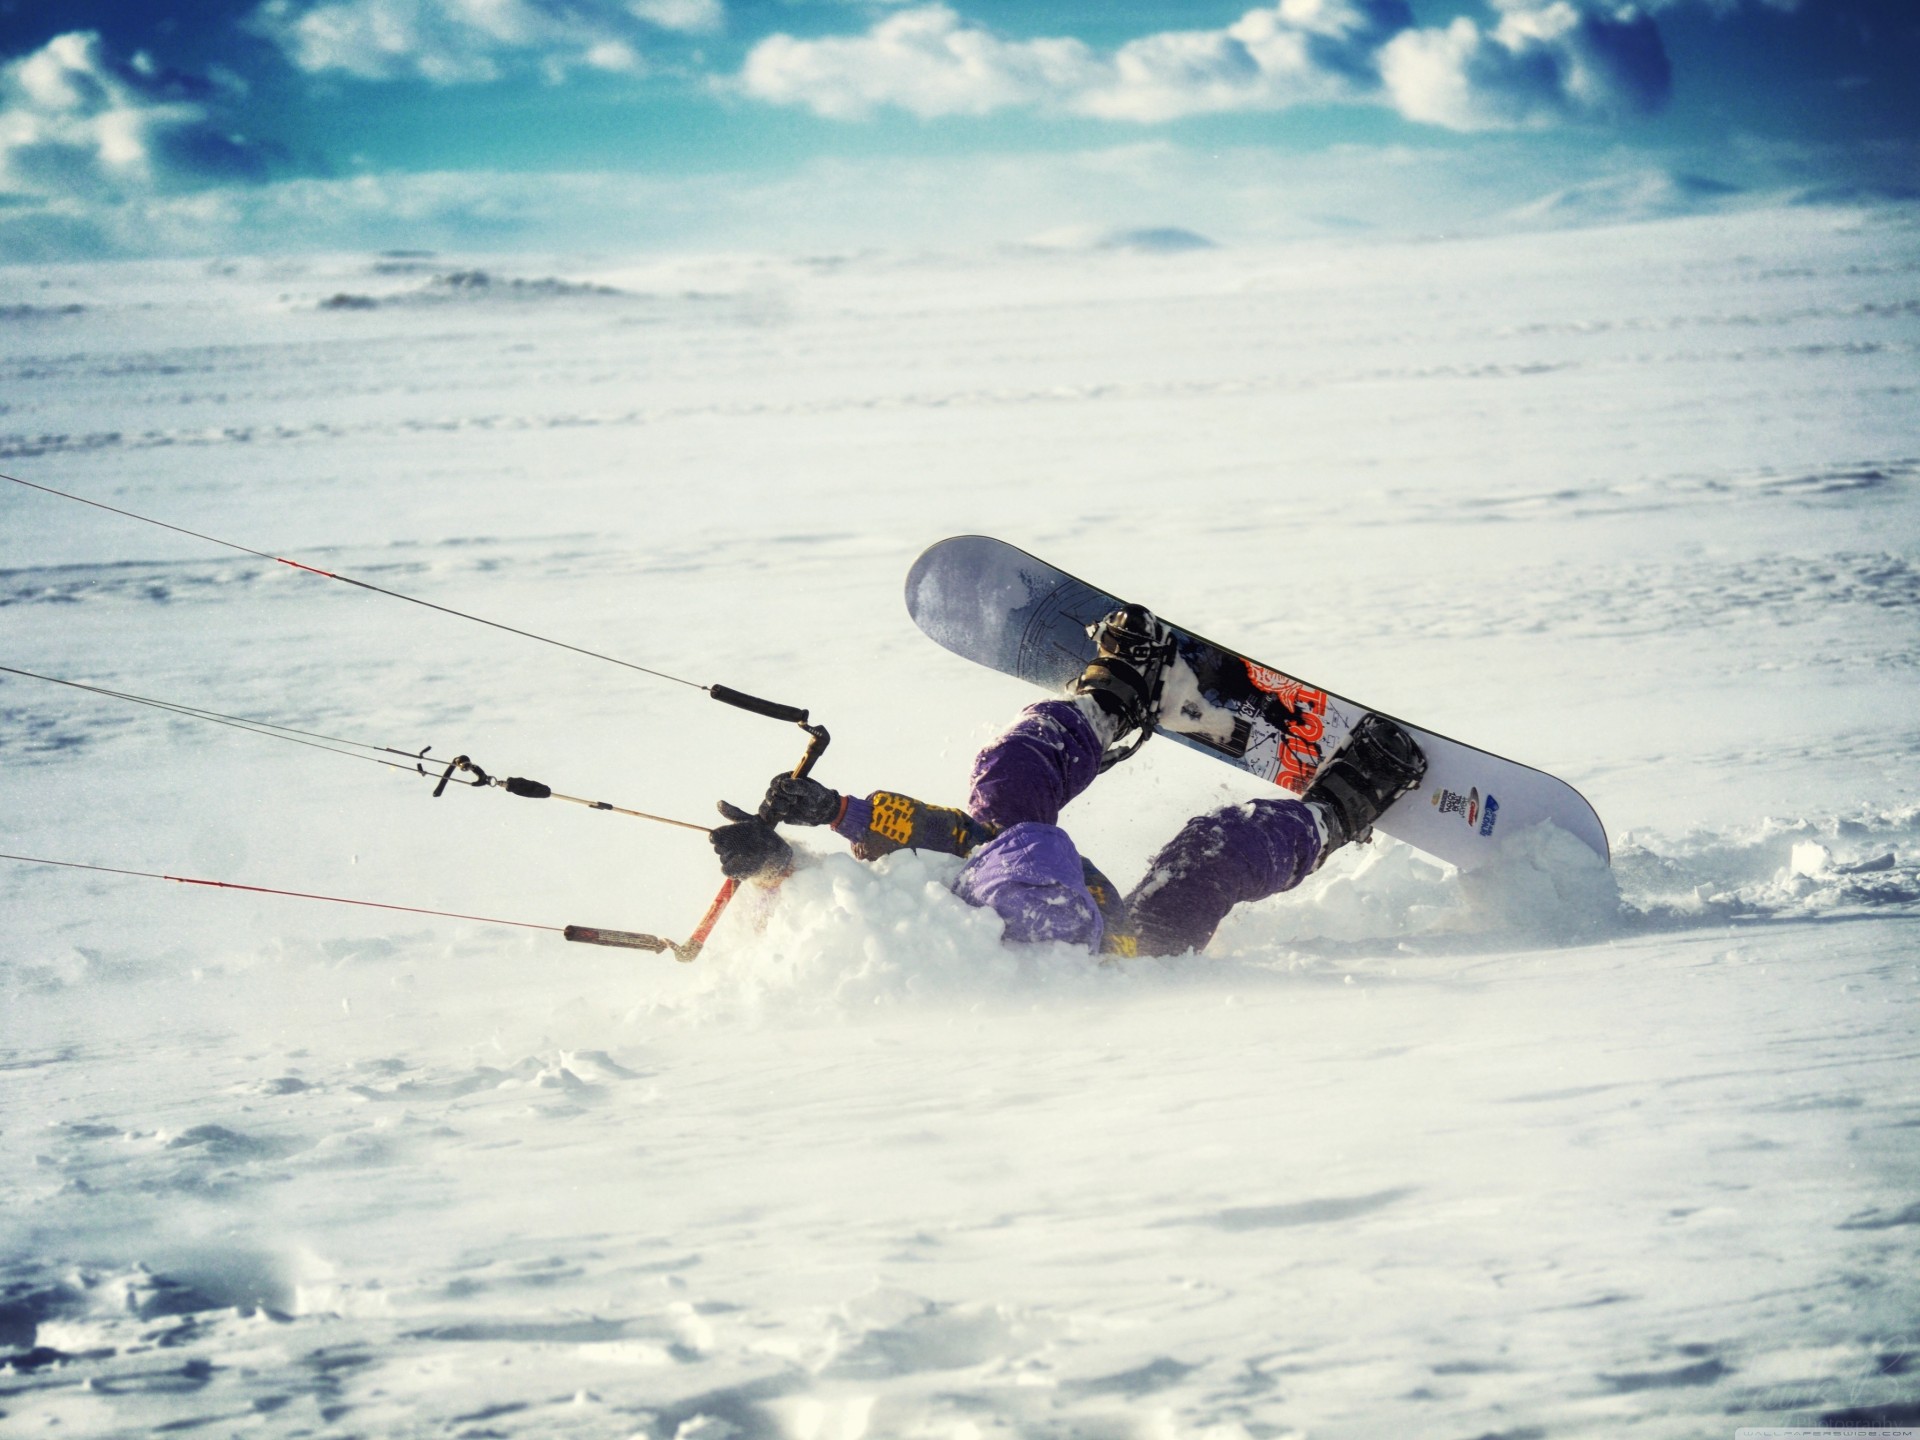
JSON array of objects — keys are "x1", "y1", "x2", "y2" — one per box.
[{"x1": 4, "y1": 206, "x2": 1919, "y2": 1437}]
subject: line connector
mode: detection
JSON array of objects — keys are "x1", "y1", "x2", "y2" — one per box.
[{"x1": 430, "y1": 754, "x2": 491, "y2": 797}]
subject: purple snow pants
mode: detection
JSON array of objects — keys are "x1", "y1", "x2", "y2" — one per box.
[{"x1": 954, "y1": 700, "x2": 1323, "y2": 956}]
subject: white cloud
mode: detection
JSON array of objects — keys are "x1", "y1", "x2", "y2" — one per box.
[
  {"x1": 738, "y1": 6, "x2": 1100, "y2": 119},
  {"x1": 1621, "y1": 0, "x2": 1799, "y2": 10},
  {"x1": 626, "y1": 0, "x2": 722, "y2": 34},
  {"x1": 737, "y1": 0, "x2": 1672, "y2": 132},
  {"x1": 250, "y1": 0, "x2": 718, "y2": 85},
  {"x1": 0, "y1": 31, "x2": 268, "y2": 201},
  {"x1": 1078, "y1": 0, "x2": 1412, "y2": 122},
  {"x1": 1380, "y1": 3, "x2": 1668, "y2": 130}
]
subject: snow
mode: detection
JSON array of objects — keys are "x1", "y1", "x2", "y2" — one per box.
[{"x1": 3, "y1": 203, "x2": 1919, "y2": 1436}]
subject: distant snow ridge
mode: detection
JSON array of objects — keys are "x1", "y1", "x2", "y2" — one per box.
[
  {"x1": 1021, "y1": 225, "x2": 1217, "y2": 254},
  {"x1": 317, "y1": 269, "x2": 629, "y2": 310},
  {"x1": 1095, "y1": 227, "x2": 1216, "y2": 254},
  {"x1": 1511, "y1": 170, "x2": 1747, "y2": 227},
  {"x1": 0, "y1": 302, "x2": 85, "y2": 320}
]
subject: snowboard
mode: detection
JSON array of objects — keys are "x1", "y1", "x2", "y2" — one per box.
[{"x1": 905, "y1": 535, "x2": 1608, "y2": 873}]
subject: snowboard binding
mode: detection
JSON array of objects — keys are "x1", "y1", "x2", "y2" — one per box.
[
  {"x1": 1304, "y1": 713, "x2": 1428, "y2": 855},
  {"x1": 1075, "y1": 604, "x2": 1177, "y2": 770}
]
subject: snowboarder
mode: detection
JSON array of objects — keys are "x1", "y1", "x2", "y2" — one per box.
[{"x1": 709, "y1": 606, "x2": 1427, "y2": 956}]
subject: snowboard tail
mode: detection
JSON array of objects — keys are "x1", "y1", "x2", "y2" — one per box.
[{"x1": 905, "y1": 535, "x2": 1607, "y2": 872}]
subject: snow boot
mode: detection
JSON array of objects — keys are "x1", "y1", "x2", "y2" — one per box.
[
  {"x1": 1305, "y1": 713, "x2": 1428, "y2": 854},
  {"x1": 1073, "y1": 604, "x2": 1175, "y2": 769}
]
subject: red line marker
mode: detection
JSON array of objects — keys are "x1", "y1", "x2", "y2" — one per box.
[{"x1": 277, "y1": 557, "x2": 339, "y2": 579}]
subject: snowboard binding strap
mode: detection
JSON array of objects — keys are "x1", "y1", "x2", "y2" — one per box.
[{"x1": 1077, "y1": 604, "x2": 1176, "y2": 771}]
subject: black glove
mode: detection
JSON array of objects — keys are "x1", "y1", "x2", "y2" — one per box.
[
  {"x1": 759, "y1": 773, "x2": 842, "y2": 827},
  {"x1": 709, "y1": 800, "x2": 794, "y2": 881}
]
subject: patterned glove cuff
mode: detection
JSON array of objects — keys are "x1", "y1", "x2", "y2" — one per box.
[{"x1": 833, "y1": 794, "x2": 872, "y2": 843}]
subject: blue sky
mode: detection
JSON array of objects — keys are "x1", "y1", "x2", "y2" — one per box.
[{"x1": 0, "y1": 0, "x2": 1914, "y2": 258}]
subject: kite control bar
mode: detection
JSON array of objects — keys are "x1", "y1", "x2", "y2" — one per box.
[
  {"x1": 563, "y1": 687, "x2": 830, "y2": 961},
  {"x1": 413, "y1": 686, "x2": 826, "y2": 960},
  {"x1": 708, "y1": 684, "x2": 810, "y2": 724}
]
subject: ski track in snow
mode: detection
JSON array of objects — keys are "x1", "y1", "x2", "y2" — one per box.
[{"x1": 3, "y1": 206, "x2": 1919, "y2": 1437}]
